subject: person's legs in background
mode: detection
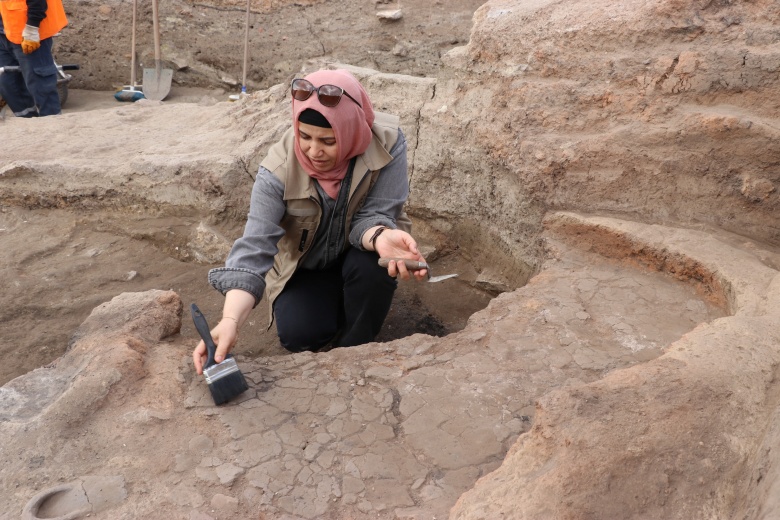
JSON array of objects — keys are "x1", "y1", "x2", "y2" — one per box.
[
  {"x1": 17, "y1": 37, "x2": 60, "y2": 116},
  {"x1": 0, "y1": 32, "x2": 38, "y2": 117}
]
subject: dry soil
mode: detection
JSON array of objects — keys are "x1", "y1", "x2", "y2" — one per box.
[{"x1": 1, "y1": 0, "x2": 493, "y2": 386}]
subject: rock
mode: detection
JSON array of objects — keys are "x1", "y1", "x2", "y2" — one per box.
[
  {"x1": 391, "y1": 42, "x2": 409, "y2": 57},
  {"x1": 189, "y1": 434, "x2": 214, "y2": 452},
  {"x1": 376, "y1": 9, "x2": 403, "y2": 20},
  {"x1": 474, "y1": 268, "x2": 511, "y2": 295},
  {"x1": 211, "y1": 493, "x2": 238, "y2": 513},
  {"x1": 741, "y1": 176, "x2": 776, "y2": 202},
  {"x1": 188, "y1": 222, "x2": 232, "y2": 264},
  {"x1": 216, "y1": 463, "x2": 244, "y2": 485},
  {"x1": 218, "y1": 73, "x2": 239, "y2": 86}
]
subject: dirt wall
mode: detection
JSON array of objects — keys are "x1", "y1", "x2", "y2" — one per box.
[{"x1": 55, "y1": 0, "x2": 484, "y2": 91}]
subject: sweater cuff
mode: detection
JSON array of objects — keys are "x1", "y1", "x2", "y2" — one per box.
[
  {"x1": 208, "y1": 267, "x2": 265, "y2": 308},
  {"x1": 352, "y1": 218, "x2": 397, "y2": 251}
]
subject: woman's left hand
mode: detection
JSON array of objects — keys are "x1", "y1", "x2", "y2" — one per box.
[{"x1": 374, "y1": 229, "x2": 428, "y2": 281}]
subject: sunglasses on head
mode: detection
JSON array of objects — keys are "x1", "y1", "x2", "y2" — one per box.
[{"x1": 290, "y1": 78, "x2": 362, "y2": 108}]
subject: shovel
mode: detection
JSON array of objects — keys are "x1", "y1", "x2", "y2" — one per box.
[
  {"x1": 142, "y1": 0, "x2": 172, "y2": 101},
  {"x1": 114, "y1": 0, "x2": 144, "y2": 101},
  {"x1": 378, "y1": 258, "x2": 459, "y2": 283}
]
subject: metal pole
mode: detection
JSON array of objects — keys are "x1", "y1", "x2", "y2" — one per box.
[
  {"x1": 242, "y1": 0, "x2": 250, "y2": 94},
  {"x1": 130, "y1": 0, "x2": 138, "y2": 86}
]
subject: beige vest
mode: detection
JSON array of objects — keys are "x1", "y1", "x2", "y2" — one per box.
[{"x1": 259, "y1": 111, "x2": 411, "y2": 325}]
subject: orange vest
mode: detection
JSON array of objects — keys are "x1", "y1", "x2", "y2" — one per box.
[{"x1": 0, "y1": 0, "x2": 68, "y2": 45}]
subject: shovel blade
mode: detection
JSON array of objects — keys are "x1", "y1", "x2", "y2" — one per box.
[{"x1": 142, "y1": 65, "x2": 173, "y2": 101}]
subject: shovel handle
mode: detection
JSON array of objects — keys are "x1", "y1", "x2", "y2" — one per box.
[
  {"x1": 378, "y1": 258, "x2": 429, "y2": 271},
  {"x1": 152, "y1": 0, "x2": 162, "y2": 63}
]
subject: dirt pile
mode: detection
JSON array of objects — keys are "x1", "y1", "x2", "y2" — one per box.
[
  {"x1": 55, "y1": 0, "x2": 484, "y2": 92},
  {"x1": 452, "y1": 213, "x2": 780, "y2": 519}
]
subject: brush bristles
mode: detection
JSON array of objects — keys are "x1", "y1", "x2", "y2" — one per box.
[
  {"x1": 208, "y1": 373, "x2": 249, "y2": 405},
  {"x1": 204, "y1": 358, "x2": 249, "y2": 405}
]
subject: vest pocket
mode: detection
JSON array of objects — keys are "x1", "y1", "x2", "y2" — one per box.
[
  {"x1": 293, "y1": 221, "x2": 317, "y2": 253},
  {"x1": 280, "y1": 211, "x2": 318, "y2": 254},
  {"x1": 286, "y1": 207, "x2": 318, "y2": 217}
]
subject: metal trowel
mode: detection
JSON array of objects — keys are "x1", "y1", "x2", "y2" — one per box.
[{"x1": 378, "y1": 258, "x2": 459, "y2": 283}]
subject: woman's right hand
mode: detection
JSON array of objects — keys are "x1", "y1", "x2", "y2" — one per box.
[
  {"x1": 192, "y1": 289, "x2": 256, "y2": 375},
  {"x1": 374, "y1": 228, "x2": 428, "y2": 282},
  {"x1": 192, "y1": 318, "x2": 239, "y2": 375}
]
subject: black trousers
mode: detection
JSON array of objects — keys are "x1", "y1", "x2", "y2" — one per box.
[{"x1": 273, "y1": 248, "x2": 397, "y2": 352}]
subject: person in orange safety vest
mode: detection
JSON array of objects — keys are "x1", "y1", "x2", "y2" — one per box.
[{"x1": 0, "y1": 0, "x2": 68, "y2": 117}]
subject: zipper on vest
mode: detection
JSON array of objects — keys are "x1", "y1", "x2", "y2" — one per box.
[{"x1": 298, "y1": 229, "x2": 309, "y2": 252}]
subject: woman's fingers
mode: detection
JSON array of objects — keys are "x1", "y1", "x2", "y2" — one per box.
[
  {"x1": 192, "y1": 291, "x2": 252, "y2": 375},
  {"x1": 192, "y1": 321, "x2": 237, "y2": 374},
  {"x1": 377, "y1": 230, "x2": 428, "y2": 282},
  {"x1": 387, "y1": 258, "x2": 428, "y2": 281},
  {"x1": 192, "y1": 340, "x2": 207, "y2": 375},
  {"x1": 401, "y1": 233, "x2": 419, "y2": 255},
  {"x1": 394, "y1": 258, "x2": 411, "y2": 280},
  {"x1": 214, "y1": 336, "x2": 232, "y2": 364},
  {"x1": 213, "y1": 320, "x2": 238, "y2": 364},
  {"x1": 379, "y1": 230, "x2": 423, "y2": 260}
]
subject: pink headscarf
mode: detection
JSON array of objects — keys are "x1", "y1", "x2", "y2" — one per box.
[{"x1": 292, "y1": 69, "x2": 375, "y2": 199}]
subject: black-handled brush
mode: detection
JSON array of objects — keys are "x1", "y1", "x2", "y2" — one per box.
[{"x1": 191, "y1": 303, "x2": 249, "y2": 405}]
